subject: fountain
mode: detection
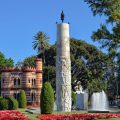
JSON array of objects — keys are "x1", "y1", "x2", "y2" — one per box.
[{"x1": 89, "y1": 91, "x2": 109, "y2": 113}]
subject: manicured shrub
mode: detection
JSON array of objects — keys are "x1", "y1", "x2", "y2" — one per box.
[
  {"x1": 0, "y1": 98, "x2": 9, "y2": 110},
  {"x1": 40, "y1": 82, "x2": 54, "y2": 114},
  {"x1": 5, "y1": 96, "x2": 18, "y2": 110},
  {"x1": 12, "y1": 98, "x2": 18, "y2": 109},
  {"x1": 18, "y1": 90, "x2": 27, "y2": 108}
]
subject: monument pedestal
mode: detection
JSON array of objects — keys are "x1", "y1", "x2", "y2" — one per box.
[{"x1": 76, "y1": 92, "x2": 88, "y2": 110}]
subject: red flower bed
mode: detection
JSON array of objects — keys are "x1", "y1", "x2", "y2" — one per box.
[
  {"x1": 0, "y1": 110, "x2": 29, "y2": 120},
  {"x1": 38, "y1": 113, "x2": 120, "y2": 120}
]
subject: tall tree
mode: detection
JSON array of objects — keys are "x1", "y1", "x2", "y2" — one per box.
[
  {"x1": 33, "y1": 34, "x2": 112, "y2": 96},
  {"x1": 32, "y1": 31, "x2": 50, "y2": 63},
  {"x1": 84, "y1": 0, "x2": 120, "y2": 23},
  {"x1": 25, "y1": 39, "x2": 112, "y2": 95},
  {"x1": 84, "y1": 0, "x2": 120, "y2": 57},
  {"x1": 84, "y1": 0, "x2": 120, "y2": 96}
]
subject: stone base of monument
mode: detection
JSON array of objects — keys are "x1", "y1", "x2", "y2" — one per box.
[
  {"x1": 88, "y1": 110, "x2": 110, "y2": 113},
  {"x1": 76, "y1": 92, "x2": 88, "y2": 110}
]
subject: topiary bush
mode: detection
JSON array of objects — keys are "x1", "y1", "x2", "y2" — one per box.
[
  {"x1": 18, "y1": 90, "x2": 27, "y2": 108},
  {"x1": 40, "y1": 82, "x2": 54, "y2": 114},
  {"x1": 0, "y1": 98, "x2": 9, "y2": 110},
  {"x1": 5, "y1": 96, "x2": 18, "y2": 110},
  {"x1": 12, "y1": 98, "x2": 18, "y2": 109}
]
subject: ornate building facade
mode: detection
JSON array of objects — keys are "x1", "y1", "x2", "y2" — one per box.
[{"x1": 0, "y1": 58, "x2": 42, "y2": 106}]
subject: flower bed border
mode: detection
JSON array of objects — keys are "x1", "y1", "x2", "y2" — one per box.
[
  {"x1": 38, "y1": 113, "x2": 120, "y2": 120},
  {"x1": 0, "y1": 110, "x2": 29, "y2": 120}
]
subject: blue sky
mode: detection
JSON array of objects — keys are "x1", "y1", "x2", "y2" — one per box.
[{"x1": 0, "y1": 0, "x2": 106, "y2": 64}]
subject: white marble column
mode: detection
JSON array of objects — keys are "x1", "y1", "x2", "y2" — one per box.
[{"x1": 56, "y1": 23, "x2": 71, "y2": 112}]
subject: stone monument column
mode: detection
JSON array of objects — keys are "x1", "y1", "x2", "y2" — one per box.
[{"x1": 56, "y1": 11, "x2": 71, "y2": 112}]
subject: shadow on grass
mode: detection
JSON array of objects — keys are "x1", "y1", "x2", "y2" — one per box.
[{"x1": 18, "y1": 108, "x2": 39, "y2": 120}]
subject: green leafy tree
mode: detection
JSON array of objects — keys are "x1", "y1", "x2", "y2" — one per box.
[
  {"x1": 43, "y1": 65, "x2": 56, "y2": 86},
  {"x1": 24, "y1": 38, "x2": 112, "y2": 94},
  {"x1": 46, "y1": 39, "x2": 112, "y2": 94},
  {"x1": 0, "y1": 52, "x2": 5, "y2": 67},
  {"x1": 15, "y1": 61, "x2": 23, "y2": 67},
  {"x1": 84, "y1": 0, "x2": 120, "y2": 23},
  {"x1": 4, "y1": 58, "x2": 14, "y2": 67},
  {"x1": 84, "y1": 0, "x2": 120, "y2": 56},
  {"x1": 18, "y1": 90, "x2": 27, "y2": 108},
  {"x1": 40, "y1": 82, "x2": 54, "y2": 114},
  {"x1": 84, "y1": 0, "x2": 120, "y2": 96},
  {"x1": 23, "y1": 56, "x2": 36, "y2": 67},
  {"x1": 0, "y1": 52, "x2": 14, "y2": 67}
]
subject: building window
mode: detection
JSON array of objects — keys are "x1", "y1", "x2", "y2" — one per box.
[
  {"x1": 28, "y1": 79, "x2": 31, "y2": 83},
  {"x1": 14, "y1": 78, "x2": 16, "y2": 86},
  {"x1": 14, "y1": 78, "x2": 20, "y2": 87},
  {"x1": 18, "y1": 78, "x2": 20, "y2": 86},
  {"x1": 34, "y1": 79, "x2": 36, "y2": 85},
  {"x1": 32, "y1": 79, "x2": 36, "y2": 86},
  {"x1": 31, "y1": 92, "x2": 36, "y2": 101},
  {"x1": 32, "y1": 79, "x2": 33, "y2": 85},
  {"x1": 14, "y1": 93, "x2": 19, "y2": 100}
]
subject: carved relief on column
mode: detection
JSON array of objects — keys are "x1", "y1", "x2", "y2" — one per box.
[
  {"x1": 57, "y1": 56, "x2": 71, "y2": 85},
  {"x1": 61, "y1": 85, "x2": 71, "y2": 111}
]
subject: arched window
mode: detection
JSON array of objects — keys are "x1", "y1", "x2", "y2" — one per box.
[
  {"x1": 32, "y1": 79, "x2": 34, "y2": 85},
  {"x1": 14, "y1": 78, "x2": 16, "y2": 86},
  {"x1": 31, "y1": 92, "x2": 36, "y2": 101},
  {"x1": 32, "y1": 79, "x2": 36, "y2": 86},
  {"x1": 18, "y1": 78, "x2": 20, "y2": 86},
  {"x1": 34, "y1": 79, "x2": 36, "y2": 85},
  {"x1": 28, "y1": 79, "x2": 31, "y2": 83}
]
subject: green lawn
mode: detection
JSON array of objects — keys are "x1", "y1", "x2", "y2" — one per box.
[{"x1": 18, "y1": 108, "x2": 39, "y2": 120}]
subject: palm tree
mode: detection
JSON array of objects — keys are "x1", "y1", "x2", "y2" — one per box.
[{"x1": 32, "y1": 31, "x2": 50, "y2": 63}]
